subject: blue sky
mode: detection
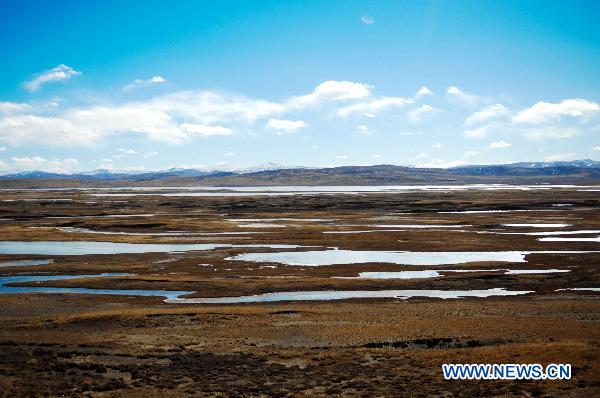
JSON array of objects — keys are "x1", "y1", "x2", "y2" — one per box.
[{"x1": 0, "y1": 0, "x2": 598, "y2": 172}]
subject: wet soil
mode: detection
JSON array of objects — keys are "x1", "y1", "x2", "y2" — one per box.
[{"x1": 0, "y1": 186, "x2": 598, "y2": 396}]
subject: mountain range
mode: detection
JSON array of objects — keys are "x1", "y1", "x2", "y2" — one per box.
[{"x1": 1, "y1": 160, "x2": 599, "y2": 187}]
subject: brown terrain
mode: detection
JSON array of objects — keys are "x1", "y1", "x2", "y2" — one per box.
[{"x1": 0, "y1": 185, "x2": 598, "y2": 397}]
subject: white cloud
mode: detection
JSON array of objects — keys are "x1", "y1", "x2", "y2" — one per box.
[
  {"x1": 464, "y1": 98, "x2": 599, "y2": 140},
  {"x1": 118, "y1": 148, "x2": 137, "y2": 155},
  {"x1": 180, "y1": 123, "x2": 233, "y2": 136},
  {"x1": 464, "y1": 124, "x2": 494, "y2": 138},
  {"x1": 465, "y1": 104, "x2": 508, "y2": 125},
  {"x1": 0, "y1": 101, "x2": 31, "y2": 114},
  {"x1": 372, "y1": 154, "x2": 381, "y2": 159},
  {"x1": 407, "y1": 104, "x2": 436, "y2": 123},
  {"x1": 123, "y1": 76, "x2": 167, "y2": 92},
  {"x1": 224, "y1": 151, "x2": 235, "y2": 157},
  {"x1": 68, "y1": 105, "x2": 186, "y2": 144},
  {"x1": 489, "y1": 140, "x2": 511, "y2": 149},
  {"x1": 0, "y1": 81, "x2": 376, "y2": 147},
  {"x1": 515, "y1": 125, "x2": 582, "y2": 140},
  {"x1": 446, "y1": 86, "x2": 479, "y2": 105},
  {"x1": 544, "y1": 152, "x2": 577, "y2": 162},
  {"x1": 357, "y1": 125, "x2": 369, "y2": 134},
  {"x1": 415, "y1": 86, "x2": 433, "y2": 97},
  {"x1": 415, "y1": 153, "x2": 428, "y2": 159},
  {"x1": 593, "y1": 146, "x2": 600, "y2": 151},
  {"x1": 0, "y1": 100, "x2": 234, "y2": 146},
  {"x1": 265, "y1": 118, "x2": 307, "y2": 134},
  {"x1": 0, "y1": 146, "x2": 5, "y2": 152},
  {"x1": 336, "y1": 155, "x2": 348, "y2": 159},
  {"x1": 0, "y1": 160, "x2": 7, "y2": 170},
  {"x1": 25, "y1": 64, "x2": 81, "y2": 92},
  {"x1": 289, "y1": 80, "x2": 371, "y2": 107},
  {"x1": 0, "y1": 114, "x2": 103, "y2": 146},
  {"x1": 11, "y1": 156, "x2": 79, "y2": 173},
  {"x1": 514, "y1": 99, "x2": 599, "y2": 124},
  {"x1": 364, "y1": 112, "x2": 375, "y2": 118},
  {"x1": 417, "y1": 159, "x2": 468, "y2": 168},
  {"x1": 430, "y1": 142, "x2": 442, "y2": 149},
  {"x1": 361, "y1": 15, "x2": 375, "y2": 24},
  {"x1": 151, "y1": 90, "x2": 284, "y2": 124},
  {"x1": 337, "y1": 96, "x2": 412, "y2": 117}
]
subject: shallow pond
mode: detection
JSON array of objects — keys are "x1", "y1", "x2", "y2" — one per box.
[
  {"x1": 229, "y1": 250, "x2": 530, "y2": 266},
  {"x1": 338, "y1": 268, "x2": 571, "y2": 279},
  {"x1": 0, "y1": 273, "x2": 535, "y2": 303},
  {"x1": 0, "y1": 241, "x2": 231, "y2": 255},
  {"x1": 0, "y1": 259, "x2": 53, "y2": 267},
  {"x1": 0, "y1": 241, "x2": 306, "y2": 256},
  {"x1": 502, "y1": 223, "x2": 571, "y2": 228},
  {"x1": 169, "y1": 288, "x2": 534, "y2": 304},
  {"x1": 230, "y1": 249, "x2": 598, "y2": 266},
  {"x1": 539, "y1": 237, "x2": 600, "y2": 243},
  {"x1": 0, "y1": 273, "x2": 192, "y2": 300}
]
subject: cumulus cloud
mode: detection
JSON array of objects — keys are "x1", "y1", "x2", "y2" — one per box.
[
  {"x1": 464, "y1": 124, "x2": 495, "y2": 138},
  {"x1": 11, "y1": 156, "x2": 79, "y2": 173},
  {"x1": 0, "y1": 80, "x2": 393, "y2": 147},
  {"x1": 150, "y1": 90, "x2": 285, "y2": 124},
  {"x1": 0, "y1": 90, "x2": 272, "y2": 145},
  {"x1": 25, "y1": 64, "x2": 81, "y2": 92},
  {"x1": 415, "y1": 86, "x2": 433, "y2": 97},
  {"x1": 464, "y1": 98, "x2": 598, "y2": 141},
  {"x1": 407, "y1": 104, "x2": 436, "y2": 123},
  {"x1": 118, "y1": 148, "x2": 137, "y2": 155},
  {"x1": 0, "y1": 114, "x2": 103, "y2": 146},
  {"x1": 68, "y1": 105, "x2": 187, "y2": 144},
  {"x1": 514, "y1": 99, "x2": 599, "y2": 124},
  {"x1": 357, "y1": 125, "x2": 369, "y2": 134},
  {"x1": 0, "y1": 101, "x2": 31, "y2": 114},
  {"x1": 489, "y1": 140, "x2": 511, "y2": 149},
  {"x1": 123, "y1": 76, "x2": 167, "y2": 92},
  {"x1": 289, "y1": 80, "x2": 371, "y2": 107},
  {"x1": 180, "y1": 123, "x2": 233, "y2": 136},
  {"x1": 430, "y1": 142, "x2": 442, "y2": 149},
  {"x1": 337, "y1": 96, "x2": 413, "y2": 117},
  {"x1": 465, "y1": 104, "x2": 509, "y2": 125},
  {"x1": 446, "y1": 86, "x2": 479, "y2": 105},
  {"x1": 265, "y1": 118, "x2": 307, "y2": 134}
]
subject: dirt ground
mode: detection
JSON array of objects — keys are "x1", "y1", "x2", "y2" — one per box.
[{"x1": 0, "y1": 186, "x2": 598, "y2": 397}]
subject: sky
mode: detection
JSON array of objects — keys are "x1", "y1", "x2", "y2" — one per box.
[{"x1": 0, "y1": 0, "x2": 599, "y2": 173}]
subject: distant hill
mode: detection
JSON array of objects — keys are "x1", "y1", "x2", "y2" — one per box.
[{"x1": 1, "y1": 160, "x2": 599, "y2": 188}]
